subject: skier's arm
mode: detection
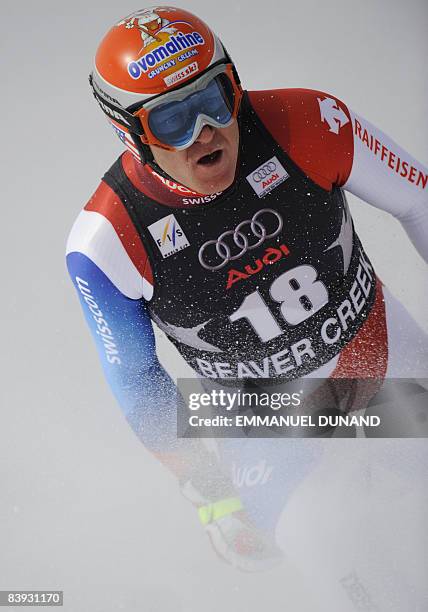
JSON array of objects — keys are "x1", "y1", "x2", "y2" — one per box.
[
  {"x1": 66, "y1": 249, "x2": 181, "y2": 456},
  {"x1": 65, "y1": 182, "x2": 190, "y2": 466},
  {"x1": 342, "y1": 111, "x2": 428, "y2": 263},
  {"x1": 65, "y1": 186, "x2": 238, "y2": 479},
  {"x1": 249, "y1": 88, "x2": 428, "y2": 262}
]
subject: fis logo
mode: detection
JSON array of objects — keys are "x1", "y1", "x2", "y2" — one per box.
[
  {"x1": 148, "y1": 214, "x2": 190, "y2": 258},
  {"x1": 246, "y1": 156, "x2": 289, "y2": 198}
]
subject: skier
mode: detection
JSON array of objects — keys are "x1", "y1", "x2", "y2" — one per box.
[{"x1": 67, "y1": 6, "x2": 428, "y2": 575}]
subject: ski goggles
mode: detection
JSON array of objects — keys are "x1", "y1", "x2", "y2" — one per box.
[{"x1": 132, "y1": 63, "x2": 242, "y2": 150}]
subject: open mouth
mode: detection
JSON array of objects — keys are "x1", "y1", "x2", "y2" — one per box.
[{"x1": 197, "y1": 149, "x2": 223, "y2": 166}]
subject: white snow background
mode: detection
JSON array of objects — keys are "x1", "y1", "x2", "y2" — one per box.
[{"x1": 1, "y1": 1, "x2": 427, "y2": 611}]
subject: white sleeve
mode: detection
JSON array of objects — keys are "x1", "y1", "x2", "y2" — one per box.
[{"x1": 343, "y1": 110, "x2": 428, "y2": 263}]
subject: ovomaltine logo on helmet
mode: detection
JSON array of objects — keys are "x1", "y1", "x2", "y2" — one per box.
[{"x1": 127, "y1": 31, "x2": 206, "y2": 79}]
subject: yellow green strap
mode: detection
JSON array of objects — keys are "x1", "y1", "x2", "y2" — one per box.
[{"x1": 198, "y1": 497, "x2": 243, "y2": 525}]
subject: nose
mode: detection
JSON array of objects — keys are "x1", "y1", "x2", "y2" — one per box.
[{"x1": 195, "y1": 124, "x2": 215, "y2": 145}]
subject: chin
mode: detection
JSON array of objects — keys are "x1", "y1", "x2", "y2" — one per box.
[
  {"x1": 198, "y1": 175, "x2": 234, "y2": 194},
  {"x1": 188, "y1": 146, "x2": 238, "y2": 194},
  {"x1": 195, "y1": 161, "x2": 238, "y2": 193}
]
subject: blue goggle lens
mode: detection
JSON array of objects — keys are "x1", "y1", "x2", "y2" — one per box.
[{"x1": 148, "y1": 74, "x2": 235, "y2": 148}]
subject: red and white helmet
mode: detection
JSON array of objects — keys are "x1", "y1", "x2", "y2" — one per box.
[{"x1": 90, "y1": 6, "x2": 241, "y2": 162}]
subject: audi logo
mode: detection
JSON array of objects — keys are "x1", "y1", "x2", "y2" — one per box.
[
  {"x1": 252, "y1": 162, "x2": 277, "y2": 183},
  {"x1": 198, "y1": 209, "x2": 283, "y2": 271}
]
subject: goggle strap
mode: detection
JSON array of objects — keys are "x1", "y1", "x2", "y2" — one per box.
[
  {"x1": 89, "y1": 75, "x2": 145, "y2": 136},
  {"x1": 221, "y1": 45, "x2": 241, "y2": 86}
]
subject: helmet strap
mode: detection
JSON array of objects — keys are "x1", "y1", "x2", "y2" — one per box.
[
  {"x1": 129, "y1": 132, "x2": 150, "y2": 165},
  {"x1": 128, "y1": 132, "x2": 171, "y2": 181},
  {"x1": 147, "y1": 158, "x2": 177, "y2": 181}
]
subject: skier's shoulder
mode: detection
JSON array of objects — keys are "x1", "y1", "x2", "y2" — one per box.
[
  {"x1": 247, "y1": 87, "x2": 353, "y2": 189},
  {"x1": 66, "y1": 158, "x2": 151, "y2": 300},
  {"x1": 66, "y1": 167, "x2": 125, "y2": 259},
  {"x1": 248, "y1": 87, "x2": 351, "y2": 139}
]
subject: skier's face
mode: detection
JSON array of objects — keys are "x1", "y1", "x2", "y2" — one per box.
[{"x1": 148, "y1": 120, "x2": 240, "y2": 194}]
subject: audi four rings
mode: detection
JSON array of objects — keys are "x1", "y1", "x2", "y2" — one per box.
[
  {"x1": 198, "y1": 209, "x2": 283, "y2": 270},
  {"x1": 252, "y1": 162, "x2": 277, "y2": 183}
]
